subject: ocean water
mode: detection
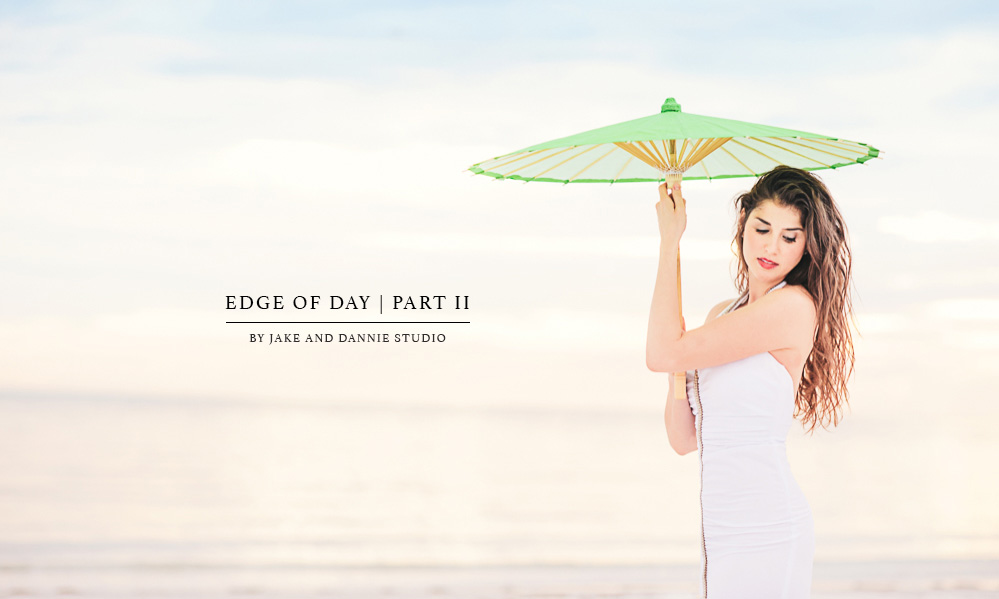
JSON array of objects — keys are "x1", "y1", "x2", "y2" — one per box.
[{"x1": 0, "y1": 394, "x2": 996, "y2": 597}]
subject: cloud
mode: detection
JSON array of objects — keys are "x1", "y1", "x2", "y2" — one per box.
[
  {"x1": 357, "y1": 232, "x2": 733, "y2": 261},
  {"x1": 853, "y1": 312, "x2": 911, "y2": 335},
  {"x1": 94, "y1": 308, "x2": 228, "y2": 339},
  {"x1": 942, "y1": 329, "x2": 999, "y2": 350},
  {"x1": 468, "y1": 308, "x2": 645, "y2": 352},
  {"x1": 924, "y1": 298, "x2": 999, "y2": 322},
  {"x1": 877, "y1": 211, "x2": 999, "y2": 243}
]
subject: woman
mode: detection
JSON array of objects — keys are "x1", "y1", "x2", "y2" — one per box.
[{"x1": 646, "y1": 165, "x2": 854, "y2": 598}]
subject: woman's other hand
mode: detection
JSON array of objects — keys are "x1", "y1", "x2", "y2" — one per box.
[{"x1": 656, "y1": 182, "x2": 686, "y2": 247}]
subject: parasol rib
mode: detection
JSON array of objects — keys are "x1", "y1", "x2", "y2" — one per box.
[
  {"x1": 750, "y1": 137, "x2": 831, "y2": 167},
  {"x1": 567, "y1": 147, "x2": 617, "y2": 181},
  {"x1": 677, "y1": 139, "x2": 691, "y2": 167},
  {"x1": 729, "y1": 138, "x2": 784, "y2": 166},
  {"x1": 719, "y1": 146, "x2": 758, "y2": 176},
  {"x1": 656, "y1": 140, "x2": 669, "y2": 169},
  {"x1": 612, "y1": 155, "x2": 634, "y2": 181},
  {"x1": 684, "y1": 138, "x2": 707, "y2": 164},
  {"x1": 614, "y1": 141, "x2": 666, "y2": 170},
  {"x1": 637, "y1": 140, "x2": 669, "y2": 169},
  {"x1": 787, "y1": 138, "x2": 862, "y2": 162},
  {"x1": 700, "y1": 159, "x2": 713, "y2": 180},
  {"x1": 485, "y1": 148, "x2": 546, "y2": 171},
  {"x1": 531, "y1": 145, "x2": 601, "y2": 179},
  {"x1": 683, "y1": 137, "x2": 732, "y2": 170},
  {"x1": 804, "y1": 138, "x2": 864, "y2": 152},
  {"x1": 503, "y1": 146, "x2": 579, "y2": 177},
  {"x1": 643, "y1": 140, "x2": 669, "y2": 168}
]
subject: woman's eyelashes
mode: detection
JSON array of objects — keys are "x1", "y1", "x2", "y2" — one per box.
[{"x1": 754, "y1": 229, "x2": 798, "y2": 243}]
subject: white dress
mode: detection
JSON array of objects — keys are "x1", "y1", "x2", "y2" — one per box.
[{"x1": 685, "y1": 281, "x2": 814, "y2": 598}]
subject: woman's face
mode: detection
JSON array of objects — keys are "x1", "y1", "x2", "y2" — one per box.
[{"x1": 742, "y1": 199, "x2": 807, "y2": 287}]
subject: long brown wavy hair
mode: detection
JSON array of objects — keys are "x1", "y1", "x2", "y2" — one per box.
[{"x1": 732, "y1": 165, "x2": 854, "y2": 433}]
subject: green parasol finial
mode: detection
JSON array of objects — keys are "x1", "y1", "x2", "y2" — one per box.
[{"x1": 660, "y1": 98, "x2": 681, "y2": 113}]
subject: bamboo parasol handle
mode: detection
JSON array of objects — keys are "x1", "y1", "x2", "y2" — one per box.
[
  {"x1": 662, "y1": 171, "x2": 687, "y2": 403},
  {"x1": 673, "y1": 249, "x2": 686, "y2": 402}
]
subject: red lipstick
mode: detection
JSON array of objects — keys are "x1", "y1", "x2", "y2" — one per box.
[{"x1": 757, "y1": 257, "x2": 778, "y2": 270}]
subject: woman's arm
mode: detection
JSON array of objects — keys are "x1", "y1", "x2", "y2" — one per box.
[
  {"x1": 663, "y1": 300, "x2": 730, "y2": 456},
  {"x1": 664, "y1": 370, "x2": 696, "y2": 455},
  {"x1": 646, "y1": 182, "x2": 686, "y2": 372},
  {"x1": 648, "y1": 285, "x2": 815, "y2": 373},
  {"x1": 646, "y1": 182, "x2": 816, "y2": 373}
]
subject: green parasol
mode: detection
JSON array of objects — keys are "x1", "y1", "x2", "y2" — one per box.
[
  {"x1": 467, "y1": 98, "x2": 879, "y2": 400},
  {"x1": 468, "y1": 97, "x2": 879, "y2": 185}
]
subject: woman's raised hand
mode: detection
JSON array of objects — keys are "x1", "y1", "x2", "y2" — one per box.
[{"x1": 656, "y1": 182, "x2": 687, "y2": 247}]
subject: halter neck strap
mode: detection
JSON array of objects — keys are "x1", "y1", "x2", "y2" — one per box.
[
  {"x1": 725, "y1": 281, "x2": 787, "y2": 314},
  {"x1": 767, "y1": 281, "x2": 788, "y2": 294}
]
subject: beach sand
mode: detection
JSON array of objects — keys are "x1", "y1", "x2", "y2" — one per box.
[{"x1": 2, "y1": 560, "x2": 997, "y2": 598}]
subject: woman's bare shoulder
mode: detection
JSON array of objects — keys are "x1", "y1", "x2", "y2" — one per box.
[
  {"x1": 704, "y1": 297, "x2": 737, "y2": 324},
  {"x1": 769, "y1": 284, "x2": 816, "y2": 316}
]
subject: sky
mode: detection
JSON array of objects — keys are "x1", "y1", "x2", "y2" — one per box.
[
  {"x1": 1, "y1": 0, "x2": 998, "y2": 564},
  {"x1": 2, "y1": 0, "x2": 998, "y2": 402}
]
